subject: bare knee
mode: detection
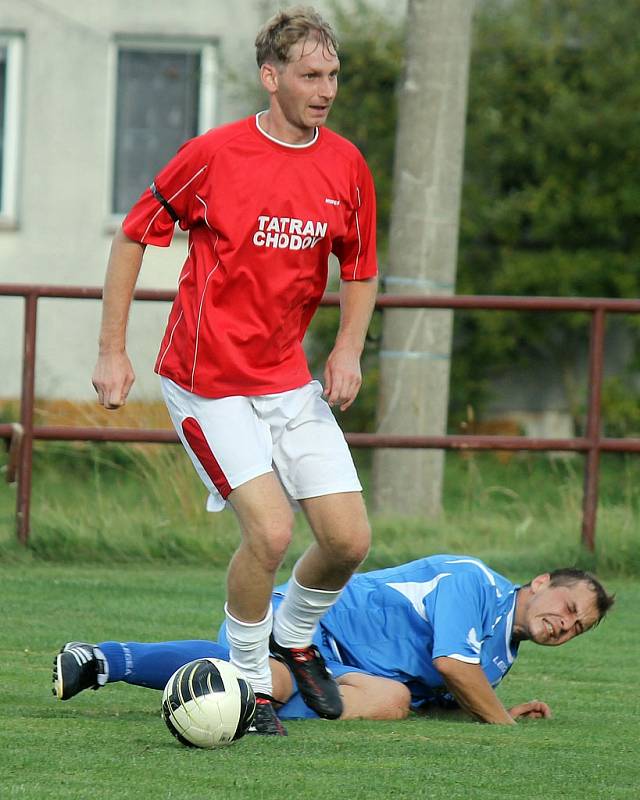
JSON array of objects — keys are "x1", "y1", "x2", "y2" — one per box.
[
  {"x1": 333, "y1": 520, "x2": 371, "y2": 572},
  {"x1": 350, "y1": 520, "x2": 372, "y2": 565},
  {"x1": 230, "y1": 474, "x2": 294, "y2": 573},
  {"x1": 247, "y1": 520, "x2": 293, "y2": 573},
  {"x1": 235, "y1": 502, "x2": 294, "y2": 573}
]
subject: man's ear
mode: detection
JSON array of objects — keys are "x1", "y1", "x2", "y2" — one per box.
[
  {"x1": 530, "y1": 573, "x2": 551, "y2": 594},
  {"x1": 260, "y1": 63, "x2": 279, "y2": 94}
]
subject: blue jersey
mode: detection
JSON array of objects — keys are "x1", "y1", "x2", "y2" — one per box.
[
  {"x1": 315, "y1": 555, "x2": 520, "y2": 708},
  {"x1": 98, "y1": 554, "x2": 522, "y2": 720}
]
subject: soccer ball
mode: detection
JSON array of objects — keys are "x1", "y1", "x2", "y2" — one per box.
[{"x1": 161, "y1": 658, "x2": 256, "y2": 748}]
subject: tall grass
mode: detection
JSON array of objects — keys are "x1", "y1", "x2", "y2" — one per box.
[
  {"x1": 1, "y1": 439, "x2": 638, "y2": 575},
  {"x1": 1, "y1": 440, "x2": 241, "y2": 565}
]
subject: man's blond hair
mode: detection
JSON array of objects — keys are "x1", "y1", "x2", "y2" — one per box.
[{"x1": 255, "y1": 5, "x2": 338, "y2": 67}]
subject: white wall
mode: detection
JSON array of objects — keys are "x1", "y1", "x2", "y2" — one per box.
[{"x1": 0, "y1": 0, "x2": 402, "y2": 401}]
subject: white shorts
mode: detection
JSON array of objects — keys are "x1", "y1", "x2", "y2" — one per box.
[{"x1": 160, "y1": 378, "x2": 362, "y2": 512}]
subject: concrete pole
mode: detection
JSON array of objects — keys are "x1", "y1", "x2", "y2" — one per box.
[{"x1": 372, "y1": 0, "x2": 474, "y2": 516}]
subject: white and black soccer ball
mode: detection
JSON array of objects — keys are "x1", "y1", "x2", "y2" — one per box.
[{"x1": 161, "y1": 658, "x2": 256, "y2": 748}]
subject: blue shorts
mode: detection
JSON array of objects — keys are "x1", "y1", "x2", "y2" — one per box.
[{"x1": 217, "y1": 594, "x2": 370, "y2": 719}]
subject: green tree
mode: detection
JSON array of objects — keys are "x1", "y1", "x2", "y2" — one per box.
[
  {"x1": 452, "y1": 0, "x2": 640, "y2": 431},
  {"x1": 311, "y1": 0, "x2": 640, "y2": 435}
]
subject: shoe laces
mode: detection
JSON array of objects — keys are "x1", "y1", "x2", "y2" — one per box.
[{"x1": 288, "y1": 645, "x2": 321, "y2": 664}]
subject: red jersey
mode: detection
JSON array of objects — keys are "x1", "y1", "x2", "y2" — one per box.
[{"x1": 122, "y1": 114, "x2": 378, "y2": 398}]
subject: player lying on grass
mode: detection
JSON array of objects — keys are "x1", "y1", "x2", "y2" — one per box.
[{"x1": 53, "y1": 554, "x2": 614, "y2": 726}]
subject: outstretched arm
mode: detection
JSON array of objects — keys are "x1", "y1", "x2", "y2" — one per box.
[
  {"x1": 433, "y1": 656, "x2": 552, "y2": 724},
  {"x1": 323, "y1": 277, "x2": 377, "y2": 411},
  {"x1": 92, "y1": 228, "x2": 146, "y2": 409}
]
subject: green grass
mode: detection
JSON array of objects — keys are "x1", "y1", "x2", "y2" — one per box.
[
  {"x1": 1, "y1": 443, "x2": 639, "y2": 575},
  {"x1": 1, "y1": 564, "x2": 638, "y2": 799},
  {"x1": 0, "y1": 444, "x2": 638, "y2": 796}
]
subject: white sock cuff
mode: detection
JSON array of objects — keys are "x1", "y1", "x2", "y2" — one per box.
[
  {"x1": 272, "y1": 567, "x2": 345, "y2": 649},
  {"x1": 224, "y1": 603, "x2": 273, "y2": 627},
  {"x1": 224, "y1": 603, "x2": 273, "y2": 642},
  {"x1": 290, "y1": 567, "x2": 344, "y2": 604}
]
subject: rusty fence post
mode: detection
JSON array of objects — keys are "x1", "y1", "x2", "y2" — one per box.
[
  {"x1": 16, "y1": 291, "x2": 38, "y2": 545},
  {"x1": 581, "y1": 307, "x2": 606, "y2": 551}
]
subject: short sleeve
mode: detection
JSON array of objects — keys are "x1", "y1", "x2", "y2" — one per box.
[
  {"x1": 423, "y1": 572, "x2": 488, "y2": 664},
  {"x1": 333, "y1": 155, "x2": 378, "y2": 281},
  {"x1": 122, "y1": 135, "x2": 209, "y2": 247}
]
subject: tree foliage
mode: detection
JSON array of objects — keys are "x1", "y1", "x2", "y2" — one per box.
[
  {"x1": 311, "y1": 0, "x2": 640, "y2": 433},
  {"x1": 452, "y1": 0, "x2": 640, "y2": 430}
]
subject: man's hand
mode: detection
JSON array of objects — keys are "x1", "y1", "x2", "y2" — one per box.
[
  {"x1": 323, "y1": 345, "x2": 362, "y2": 411},
  {"x1": 508, "y1": 700, "x2": 552, "y2": 721},
  {"x1": 92, "y1": 351, "x2": 135, "y2": 409},
  {"x1": 92, "y1": 228, "x2": 145, "y2": 409},
  {"x1": 324, "y1": 277, "x2": 377, "y2": 411}
]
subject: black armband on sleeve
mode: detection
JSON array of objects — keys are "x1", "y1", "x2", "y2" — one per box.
[{"x1": 150, "y1": 182, "x2": 180, "y2": 222}]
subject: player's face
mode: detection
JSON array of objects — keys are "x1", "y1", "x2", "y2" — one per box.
[
  {"x1": 267, "y1": 38, "x2": 340, "y2": 135},
  {"x1": 515, "y1": 576, "x2": 600, "y2": 646}
]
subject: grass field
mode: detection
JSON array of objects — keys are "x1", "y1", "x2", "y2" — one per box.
[
  {"x1": 1, "y1": 444, "x2": 639, "y2": 797},
  {"x1": 1, "y1": 563, "x2": 639, "y2": 800}
]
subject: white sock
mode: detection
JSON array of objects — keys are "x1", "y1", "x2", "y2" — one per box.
[
  {"x1": 272, "y1": 568, "x2": 343, "y2": 649},
  {"x1": 224, "y1": 603, "x2": 273, "y2": 697}
]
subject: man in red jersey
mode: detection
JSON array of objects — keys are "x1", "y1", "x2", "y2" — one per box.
[{"x1": 92, "y1": 7, "x2": 378, "y2": 735}]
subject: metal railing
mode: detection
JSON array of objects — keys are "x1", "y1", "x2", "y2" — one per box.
[{"x1": 2, "y1": 283, "x2": 640, "y2": 549}]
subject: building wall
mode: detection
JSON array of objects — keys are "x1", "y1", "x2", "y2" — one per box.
[{"x1": 0, "y1": 0, "x2": 402, "y2": 402}]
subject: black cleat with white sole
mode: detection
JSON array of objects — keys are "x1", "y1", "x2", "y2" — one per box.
[{"x1": 52, "y1": 642, "x2": 107, "y2": 701}]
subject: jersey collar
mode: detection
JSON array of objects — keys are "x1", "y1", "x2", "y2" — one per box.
[{"x1": 254, "y1": 111, "x2": 320, "y2": 151}]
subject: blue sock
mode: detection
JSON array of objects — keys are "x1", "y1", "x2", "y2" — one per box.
[{"x1": 98, "y1": 640, "x2": 230, "y2": 690}]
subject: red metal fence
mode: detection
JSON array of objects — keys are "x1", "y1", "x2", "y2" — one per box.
[{"x1": 2, "y1": 283, "x2": 640, "y2": 549}]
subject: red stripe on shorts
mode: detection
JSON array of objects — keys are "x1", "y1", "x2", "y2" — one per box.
[{"x1": 181, "y1": 416, "x2": 232, "y2": 499}]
